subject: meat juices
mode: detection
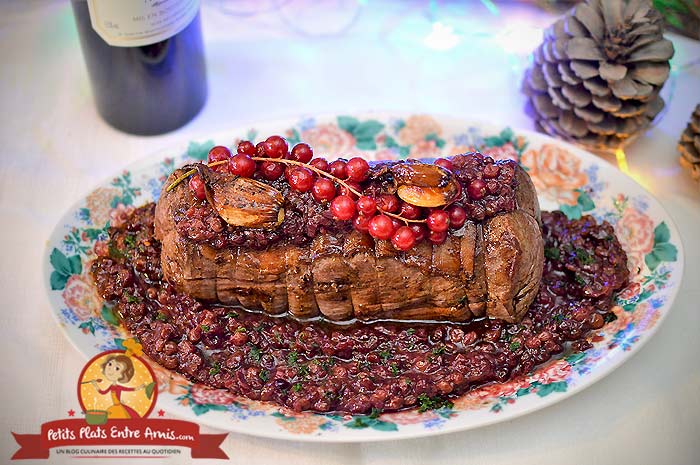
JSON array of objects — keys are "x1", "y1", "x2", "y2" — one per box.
[{"x1": 91, "y1": 206, "x2": 628, "y2": 415}]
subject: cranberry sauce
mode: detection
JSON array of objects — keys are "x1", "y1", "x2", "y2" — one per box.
[
  {"x1": 91, "y1": 205, "x2": 628, "y2": 415},
  {"x1": 175, "y1": 154, "x2": 518, "y2": 250}
]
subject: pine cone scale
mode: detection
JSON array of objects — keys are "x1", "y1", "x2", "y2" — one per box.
[
  {"x1": 677, "y1": 105, "x2": 700, "y2": 181},
  {"x1": 574, "y1": 3, "x2": 605, "y2": 39}
]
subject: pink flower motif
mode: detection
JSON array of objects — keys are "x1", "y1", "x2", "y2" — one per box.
[
  {"x1": 482, "y1": 142, "x2": 518, "y2": 162},
  {"x1": 527, "y1": 359, "x2": 572, "y2": 385},
  {"x1": 301, "y1": 124, "x2": 356, "y2": 158},
  {"x1": 409, "y1": 139, "x2": 440, "y2": 158},
  {"x1": 398, "y1": 115, "x2": 443, "y2": 146},
  {"x1": 109, "y1": 203, "x2": 135, "y2": 228},
  {"x1": 603, "y1": 305, "x2": 635, "y2": 334},
  {"x1": 453, "y1": 379, "x2": 528, "y2": 410},
  {"x1": 94, "y1": 240, "x2": 109, "y2": 258},
  {"x1": 615, "y1": 207, "x2": 655, "y2": 273},
  {"x1": 455, "y1": 379, "x2": 530, "y2": 410},
  {"x1": 85, "y1": 187, "x2": 120, "y2": 227},
  {"x1": 274, "y1": 412, "x2": 328, "y2": 434},
  {"x1": 618, "y1": 282, "x2": 641, "y2": 301},
  {"x1": 190, "y1": 384, "x2": 237, "y2": 405},
  {"x1": 520, "y1": 144, "x2": 589, "y2": 205},
  {"x1": 632, "y1": 301, "x2": 660, "y2": 331},
  {"x1": 383, "y1": 409, "x2": 438, "y2": 425},
  {"x1": 62, "y1": 274, "x2": 101, "y2": 320}
]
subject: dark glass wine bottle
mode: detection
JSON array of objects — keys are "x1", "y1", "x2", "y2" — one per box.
[{"x1": 71, "y1": 0, "x2": 207, "y2": 135}]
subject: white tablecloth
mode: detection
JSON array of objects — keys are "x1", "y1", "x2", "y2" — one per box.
[{"x1": 2, "y1": 1, "x2": 699, "y2": 463}]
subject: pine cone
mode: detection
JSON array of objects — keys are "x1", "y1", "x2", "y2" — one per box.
[
  {"x1": 678, "y1": 104, "x2": 700, "y2": 181},
  {"x1": 523, "y1": 0, "x2": 675, "y2": 153}
]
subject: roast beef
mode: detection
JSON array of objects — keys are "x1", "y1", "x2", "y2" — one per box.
[{"x1": 155, "y1": 156, "x2": 544, "y2": 323}]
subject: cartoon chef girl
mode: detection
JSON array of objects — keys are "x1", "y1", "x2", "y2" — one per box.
[
  {"x1": 86, "y1": 338, "x2": 151, "y2": 419},
  {"x1": 88, "y1": 354, "x2": 148, "y2": 419}
]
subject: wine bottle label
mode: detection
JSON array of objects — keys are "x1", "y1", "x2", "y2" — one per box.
[{"x1": 86, "y1": 0, "x2": 200, "y2": 47}]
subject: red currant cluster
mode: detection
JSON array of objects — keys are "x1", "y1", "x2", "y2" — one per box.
[{"x1": 186, "y1": 135, "x2": 470, "y2": 251}]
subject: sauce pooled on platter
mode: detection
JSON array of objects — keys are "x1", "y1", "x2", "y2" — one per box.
[{"x1": 91, "y1": 205, "x2": 628, "y2": 414}]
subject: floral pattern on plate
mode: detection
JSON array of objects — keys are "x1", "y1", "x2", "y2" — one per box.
[{"x1": 45, "y1": 114, "x2": 683, "y2": 441}]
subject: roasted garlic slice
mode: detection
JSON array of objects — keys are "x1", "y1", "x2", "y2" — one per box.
[
  {"x1": 197, "y1": 165, "x2": 285, "y2": 229},
  {"x1": 391, "y1": 161, "x2": 460, "y2": 207}
]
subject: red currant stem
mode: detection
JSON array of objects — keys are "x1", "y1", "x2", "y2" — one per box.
[
  {"x1": 165, "y1": 160, "x2": 228, "y2": 192},
  {"x1": 251, "y1": 157, "x2": 426, "y2": 224},
  {"x1": 380, "y1": 210, "x2": 425, "y2": 224}
]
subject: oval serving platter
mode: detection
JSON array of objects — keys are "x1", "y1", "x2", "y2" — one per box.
[{"x1": 45, "y1": 113, "x2": 683, "y2": 442}]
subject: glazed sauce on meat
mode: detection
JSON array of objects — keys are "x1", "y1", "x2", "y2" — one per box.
[
  {"x1": 91, "y1": 205, "x2": 628, "y2": 415},
  {"x1": 175, "y1": 155, "x2": 518, "y2": 250}
]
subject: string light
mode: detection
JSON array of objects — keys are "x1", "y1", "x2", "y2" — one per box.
[
  {"x1": 615, "y1": 148, "x2": 630, "y2": 175},
  {"x1": 423, "y1": 21, "x2": 460, "y2": 51}
]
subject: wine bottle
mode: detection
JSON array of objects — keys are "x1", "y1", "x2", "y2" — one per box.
[{"x1": 71, "y1": 0, "x2": 208, "y2": 135}]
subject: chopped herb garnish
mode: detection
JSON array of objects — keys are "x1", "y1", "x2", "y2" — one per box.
[
  {"x1": 259, "y1": 369, "x2": 269, "y2": 382},
  {"x1": 123, "y1": 292, "x2": 139, "y2": 303},
  {"x1": 378, "y1": 350, "x2": 392, "y2": 361},
  {"x1": 275, "y1": 333, "x2": 283, "y2": 345},
  {"x1": 108, "y1": 243, "x2": 126, "y2": 260},
  {"x1": 226, "y1": 311, "x2": 239, "y2": 319},
  {"x1": 297, "y1": 364, "x2": 310, "y2": 378},
  {"x1": 390, "y1": 363, "x2": 400, "y2": 376},
  {"x1": 432, "y1": 345, "x2": 446, "y2": 355},
  {"x1": 254, "y1": 323, "x2": 264, "y2": 333},
  {"x1": 574, "y1": 274, "x2": 587, "y2": 286},
  {"x1": 553, "y1": 314, "x2": 565, "y2": 323},
  {"x1": 509, "y1": 341, "x2": 521, "y2": 351},
  {"x1": 209, "y1": 362, "x2": 220, "y2": 375},
  {"x1": 359, "y1": 360, "x2": 371, "y2": 370},
  {"x1": 603, "y1": 312, "x2": 618, "y2": 323},
  {"x1": 235, "y1": 326, "x2": 247, "y2": 333},
  {"x1": 292, "y1": 383, "x2": 302, "y2": 392},
  {"x1": 155, "y1": 312, "x2": 168, "y2": 322},
  {"x1": 417, "y1": 394, "x2": 454, "y2": 413},
  {"x1": 248, "y1": 345, "x2": 261, "y2": 362},
  {"x1": 200, "y1": 324, "x2": 210, "y2": 332},
  {"x1": 124, "y1": 234, "x2": 137, "y2": 248},
  {"x1": 575, "y1": 248, "x2": 595, "y2": 265},
  {"x1": 406, "y1": 328, "x2": 415, "y2": 335},
  {"x1": 369, "y1": 407, "x2": 383, "y2": 419},
  {"x1": 287, "y1": 351, "x2": 299, "y2": 366},
  {"x1": 544, "y1": 247, "x2": 560, "y2": 260}
]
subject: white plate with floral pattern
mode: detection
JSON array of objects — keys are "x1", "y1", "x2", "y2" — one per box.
[{"x1": 45, "y1": 113, "x2": 683, "y2": 442}]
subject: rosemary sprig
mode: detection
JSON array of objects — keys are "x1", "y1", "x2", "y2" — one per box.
[{"x1": 165, "y1": 160, "x2": 228, "y2": 192}]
